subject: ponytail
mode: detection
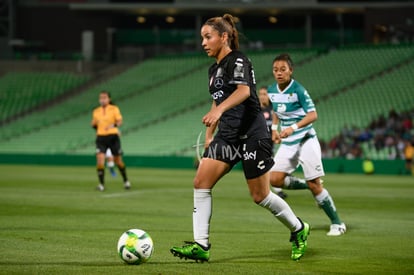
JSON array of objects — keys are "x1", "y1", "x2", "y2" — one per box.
[{"x1": 204, "y1": 13, "x2": 239, "y2": 50}]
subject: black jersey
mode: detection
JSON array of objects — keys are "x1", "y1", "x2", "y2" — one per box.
[{"x1": 208, "y1": 51, "x2": 270, "y2": 142}]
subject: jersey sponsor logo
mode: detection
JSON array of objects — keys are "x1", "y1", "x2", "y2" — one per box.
[
  {"x1": 288, "y1": 93, "x2": 298, "y2": 102},
  {"x1": 269, "y1": 92, "x2": 298, "y2": 104},
  {"x1": 277, "y1": 103, "x2": 287, "y2": 113},
  {"x1": 214, "y1": 78, "x2": 224, "y2": 89},
  {"x1": 211, "y1": 90, "x2": 224, "y2": 100},
  {"x1": 243, "y1": 150, "x2": 257, "y2": 161}
]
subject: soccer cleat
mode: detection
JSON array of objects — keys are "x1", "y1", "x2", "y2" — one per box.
[
  {"x1": 290, "y1": 219, "x2": 310, "y2": 261},
  {"x1": 327, "y1": 223, "x2": 346, "y2": 236},
  {"x1": 170, "y1": 241, "x2": 210, "y2": 262},
  {"x1": 124, "y1": 181, "x2": 131, "y2": 190},
  {"x1": 109, "y1": 167, "x2": 117, "y2": 177},
  {"x1": 96, "y1": 184, "x2": 105, "y2": 191}
]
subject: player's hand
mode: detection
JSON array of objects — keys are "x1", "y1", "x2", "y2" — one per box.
[
  {"x1": 202, "y1": 108, "x2": 222, "y2": 127},
  {"x1": 279, "y1": 127, "x2": 295, "y2": 139},
  {"x1": 272, "y1": 130, "x2": 281, "y2": 144}
]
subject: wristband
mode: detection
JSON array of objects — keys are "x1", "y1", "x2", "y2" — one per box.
[
  {"x1": 271, "y1": 124, "x2": 278, "y2": 131},
  {"x1": 291, "y1": 123, "x2": 299, "y2": 131}
]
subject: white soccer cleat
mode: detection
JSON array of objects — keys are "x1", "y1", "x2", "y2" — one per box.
[
  {"x1": 124, "y1": 181, "x2": 131, "y2": 190},
  {"x1": 327, "y1": 223, "x2": 346, "y2": 236},
  {"x1": 96, "y1": 184, "x2": 105, "y2": 191}
]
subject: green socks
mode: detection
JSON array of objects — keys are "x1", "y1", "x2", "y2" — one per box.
[{"x1": 315, "y1": 189, "x2": 342, "y2": 225}]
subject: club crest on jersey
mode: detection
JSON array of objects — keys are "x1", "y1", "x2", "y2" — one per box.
[
  {"x1": 277, "y1": 103, "x2": 287, "y2": 113},
  {"x1": 214, "y1": 78, "x2": 224, "y2": 88}
]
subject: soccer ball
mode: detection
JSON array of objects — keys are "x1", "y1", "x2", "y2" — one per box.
[{"x1": 117, "y1": 229, "x2": 154, "y2": 265}]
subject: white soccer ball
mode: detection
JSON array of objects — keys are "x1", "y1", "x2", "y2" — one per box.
[{"x1": 117, "y1": 229, "x2": 154, "y2": 265}]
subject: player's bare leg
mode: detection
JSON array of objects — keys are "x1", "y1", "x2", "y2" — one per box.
[
  {"x1": 114, "y1": 155, "x2": 130, "y2": 189},
  {"x1": 171, "y1": 158, "x2": 229, "y2": 262},
  {"x1": 96, "y1": 152, "x2": 106, "y2": 191}
]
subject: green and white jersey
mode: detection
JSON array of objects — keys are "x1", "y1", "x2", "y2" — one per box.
[{"x1": 268, "y1": 79, "x2": 316, "y2": 145}]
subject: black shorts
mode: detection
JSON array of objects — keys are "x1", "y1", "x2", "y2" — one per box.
[
  {"x1": 96, "y1": 134, "x2": 123, "y2": 156},
  {"x1": 203, "y1": 136, "x2": 274, "y2": 179}
]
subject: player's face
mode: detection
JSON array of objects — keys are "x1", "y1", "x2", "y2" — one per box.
[
  {"x1": 258, "y1": 88, "x2": 270, "y2": 106},
  {"x1": 201, "y1": 25, "x2": 226, "y2": 58},
  {"x1": 99, "y1": 93, "x2": 110, "y2": 106},
  {"x1": 272, "y1": 60, "x2": 293, "y2": 86}
]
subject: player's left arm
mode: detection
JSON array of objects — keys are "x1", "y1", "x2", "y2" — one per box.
[
  {"x1": 105, "y1": 107, "x2": 123, "y2": 130},
  {"x1": 280, "y1": 88, "x2": 317, "y2": 138},
  {"x1": 115, "y1": 107, "x2": 123, "y2": 127},
  {"x1": 296, "y1": 110, "x2": 317, "y2": 129}
]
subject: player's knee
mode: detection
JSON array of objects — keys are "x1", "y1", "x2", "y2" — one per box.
[
  {"x1": 307, "y1": 178, "x2": 323, "y2": 194},
  {"x1": 251, "y1": 191, "x2": 268, "y2": 204},
  {"x1": 114, "y1": 157, "x2": 124, "y2": 167},
  {"x1": 248, "y1": 185, "x2": 269, "y2": 203},
  {"x1": 193, "y1": 176, "x2": 206, "y2": 189}
]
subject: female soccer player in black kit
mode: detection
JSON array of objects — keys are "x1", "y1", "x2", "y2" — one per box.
[{"x1": 170, "y1": 14, "x2": 309, "y2": 262}]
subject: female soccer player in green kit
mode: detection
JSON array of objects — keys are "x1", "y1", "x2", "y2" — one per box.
[{"x1": 267, "y1": 53, "x2": 346, "y2": 236}]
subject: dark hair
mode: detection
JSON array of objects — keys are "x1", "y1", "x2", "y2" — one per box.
[
  {"x1": 259, "y1": 85, "x2": 268, "y2": 91},
  {"x1": 204, "y1": 13, "x2": 239, "y2": 50},
  {"x1": 100, "y1": 90, "x2": 111, "y2": 98},
  {"x1": 100, "y1": 91, "x2": 113, "y2": 104},
  {"x1": 273, "y1": 53, "x2": 294, "y2": 69}
]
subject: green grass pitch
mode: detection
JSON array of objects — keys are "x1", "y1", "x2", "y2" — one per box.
[{"x1": 0, "y1": 164, "x2": 413, "y2": 274}]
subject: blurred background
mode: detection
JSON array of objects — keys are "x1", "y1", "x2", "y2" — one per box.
[{"x1": 0, "y1": 0, "x2": 413, "y2": 175}]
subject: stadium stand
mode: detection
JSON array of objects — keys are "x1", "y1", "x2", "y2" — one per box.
[
  {"x1": 0, "y1": 72, "x2": 89, "y2": 122},
  {"x1": 292, "y1": 44, "x2": 414, "y2": 100},
  {"x1": 316, "y1": 57, "x2": 414, "y2": 141},
  {"x1": 0, "y1": 54, "x2": 210, "y2": 141},
  {"x1": 0, "y1": 45, "x2": 413, "y2": 160}
]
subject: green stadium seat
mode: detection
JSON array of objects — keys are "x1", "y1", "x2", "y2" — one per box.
[{"x1": 1, "y1": 45, "x2": 413, "y2": 160}]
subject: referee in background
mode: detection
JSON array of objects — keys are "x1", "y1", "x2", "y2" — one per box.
[{"x1": 91, "y1": 91, "x2": 131, "y2": 191}]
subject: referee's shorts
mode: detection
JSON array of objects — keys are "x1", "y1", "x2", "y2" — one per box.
[{"x1": 95, "y1": 134, "x2": 123, "y2": 156}]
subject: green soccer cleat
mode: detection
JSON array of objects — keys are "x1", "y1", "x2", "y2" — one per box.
[
  {"x1": 170, "y1": 241, "x2": 210, "y2": 262},
  {"x1": 290, "y1": 219, "x2": 310, "y2": 261}
]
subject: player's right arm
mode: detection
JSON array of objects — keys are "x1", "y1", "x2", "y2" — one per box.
[{"x1": 204, "y1": 101, "x2": 218, "y2": 149}]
